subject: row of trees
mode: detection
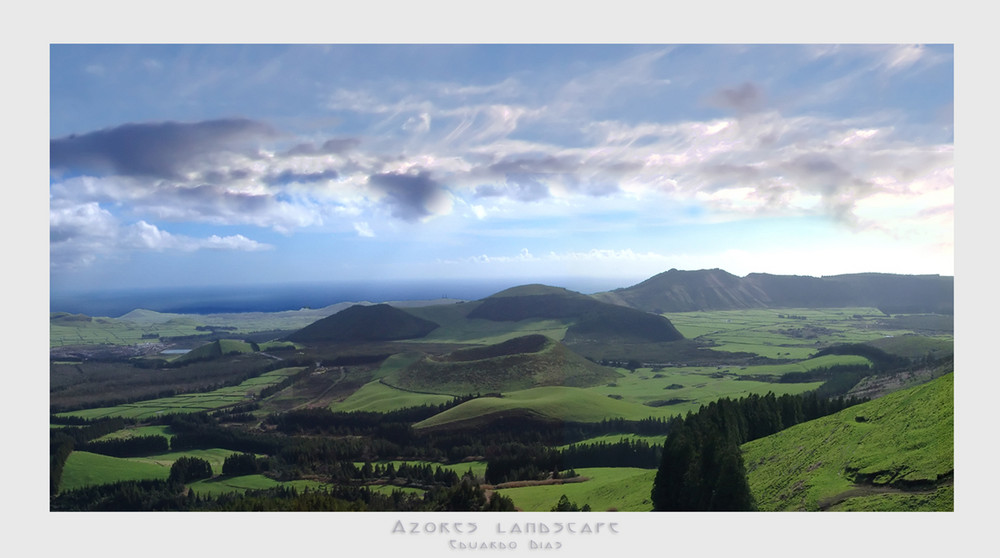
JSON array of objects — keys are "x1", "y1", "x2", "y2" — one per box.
[
  {"x1": 650, "y1": 390, "x2": 865, "y2": 511},
  {"x1": 83, "y1": 435, "x2": 169, "y2": 457},
  {"x1": 51, "y1": 471, "x2": 515, "y2": 512}
]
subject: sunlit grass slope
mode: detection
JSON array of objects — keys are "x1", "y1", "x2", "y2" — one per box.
[
  {"x1": 59, "y1": 447, "x2": 239, "y2": 492},
  {"x1": 59, "y1": 451, "x2": 170, "y2": 492},
  {"x1": 331, "y1": 380, "x2": 454, "y2": 413},
  {"x1": 413, "y1": 386, "x2": 673, "y2": 429},
  {"x1": 743, "y1": 372, "x2": 953, "y2": 511}
]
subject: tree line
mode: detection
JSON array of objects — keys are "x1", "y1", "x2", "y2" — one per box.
[{"x1": 650, "y1": 390, "x2": 864, "y2": 511}]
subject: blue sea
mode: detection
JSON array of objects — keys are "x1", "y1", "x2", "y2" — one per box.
[{"x1": 49, "y1": 277, "x2": 629, "y2": 317}]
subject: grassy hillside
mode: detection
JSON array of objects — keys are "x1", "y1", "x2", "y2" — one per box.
[
  {"x1": 59, "y1": 447, "x2": 238, "y2": 492},
  {"x1": 173, "y1": 339, "x2": 257, "y2": 363},
  {"x1": 286, "y1": 304, "x2": 439, "y2": 343},
  {"x1": 742, "y1": 372, "x2": 953, "y2": 511},
  {"x1": 388, "y1": 335, "x2": 619, "y2": 395},
  {"x1": 594, "y1": 268, "x2": 770, "y2": 312},
  {"x1": 412, "y1": 386, "x2": 673, "y2": 429},
  {"x1": 330, "y1": 380, "x2": 455, "y2": 413},
  {"x1": 59, "y1": 451, "x2": 170, "y2": 492}
]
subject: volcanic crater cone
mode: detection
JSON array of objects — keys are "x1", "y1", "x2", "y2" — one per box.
[{"x1": 388, "y1": 334, "x2": 620, "y2": 395}]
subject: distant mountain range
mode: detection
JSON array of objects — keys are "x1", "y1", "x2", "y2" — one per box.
[{"x1": 593, "y1": 269, "x2": 953, "y2": 315}]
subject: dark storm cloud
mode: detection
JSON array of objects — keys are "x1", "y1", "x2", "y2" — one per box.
[
  {"x1": 708, "y1": 82, "x2": 765, "y2": 113},
  {"x1": 50, "y1": 118, "x2": 277, "y2": 179},
  {"x1": 284, "y1": 138, "x2": 360, "y2": 157},
  {"x1": 368, "y1": 169, "x2": 448, "y2": 222}
]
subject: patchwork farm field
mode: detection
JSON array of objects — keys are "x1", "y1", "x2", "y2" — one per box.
[
  {"x1": 50, "y1": 313, "x2": 207, "y2": 347},
  {"x1": 663, "y1": 307, "x2": 952, "y2": 360},
  {"x1": 54, "y1": 367, "x2": 305, "y2": 420}
]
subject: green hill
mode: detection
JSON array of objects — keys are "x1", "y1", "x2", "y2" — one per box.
[
  {"x1": 387, "y1": 334, "x2": 619, "y2": 395},
  {"x1": 50, "y1": 312, "x2": 96, "y2": 324},
  {"x1": 742, "y1": 372, "x2": 953, "y2": 511},
  {"x1": 173, "y1": 339, "x2": 257, "y2": 363},
  {"x1": 468, "y1": 285, "x2": 683, "y2": 343},
  {"x1": 285, "y1": 303, "x2": 440, "y2": 343},
  {"x1": 413, "y1": 386, "x2": 663, "y2": 430}
]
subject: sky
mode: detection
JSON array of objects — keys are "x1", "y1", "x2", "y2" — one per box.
[{"x1": 49, "y1": 43, "x2": 954, "y2": 296}]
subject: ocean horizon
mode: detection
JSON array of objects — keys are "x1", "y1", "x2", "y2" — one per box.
[{"x1": 49, "y1": 276, "x2": 633, "y2": 317}]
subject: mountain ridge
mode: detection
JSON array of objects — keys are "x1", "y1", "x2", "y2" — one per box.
[{"x1": 592, "y1": 268, "x2": 953, "y2": 314}]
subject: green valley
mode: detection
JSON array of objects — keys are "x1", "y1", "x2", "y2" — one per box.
[{"x1": 49, "y1": 270, "x2": 953, "y2": 513}]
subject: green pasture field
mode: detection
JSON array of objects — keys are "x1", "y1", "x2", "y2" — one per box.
[
  {"x1": 54, "y1": 367, "x2": 306, "y2": 420},
  {"x1": 354, "y1": 350, "x2": 840, "y2": 421},
  {"x1": 414, "y1": 365, "x2": 828, "y2": 428},
  {"x1": 50, "y1": 315, "x2": 208, "y2": 347},
  {"x1": 708, "y1": 354, "x2": 871, "y2": 376},
  {"x1": 414, "y1": 386, "x2": 675, "y2": 427},
  {"x1": 59, "y1": 448, "x2": 238, "y2": 492},
  {"x1": 188, "y1": 474, "x2": 328, "y2": 497},
  {"x1": 663, "y1": 307, "x2": 952, "y2": 359},
  {"x1": 593, "y1": 369, "x2": 825, "y2": 417},
  {"x1": 593, "y1": 358, "x2": 841, "y2": 413},
  {"x1": 493, "y1": 467, "x2": 657, "y2": 512},
  {"x1": 331, "y1": 380, "x2": 454, "y2": 413},
  {"x1": 59, "y1": 451, "x2": 170, "y2": 492},
  {"x1": 50, "y1": 305, "x2": 346, "y2": 348}
]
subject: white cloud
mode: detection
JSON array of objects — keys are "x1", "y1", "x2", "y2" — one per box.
[
  {"x1": 51, "y1": 46, "x2": 952, "y2": 279},
  {"x1": 403, "y1": 113, "x2": 431, "y2": 134},
  {"x1": 50, "y1": 202, "x2": 272, "y2": 269},
  {"x1": 880, "y1": 44, "x2": 927, "y2": 72}
]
